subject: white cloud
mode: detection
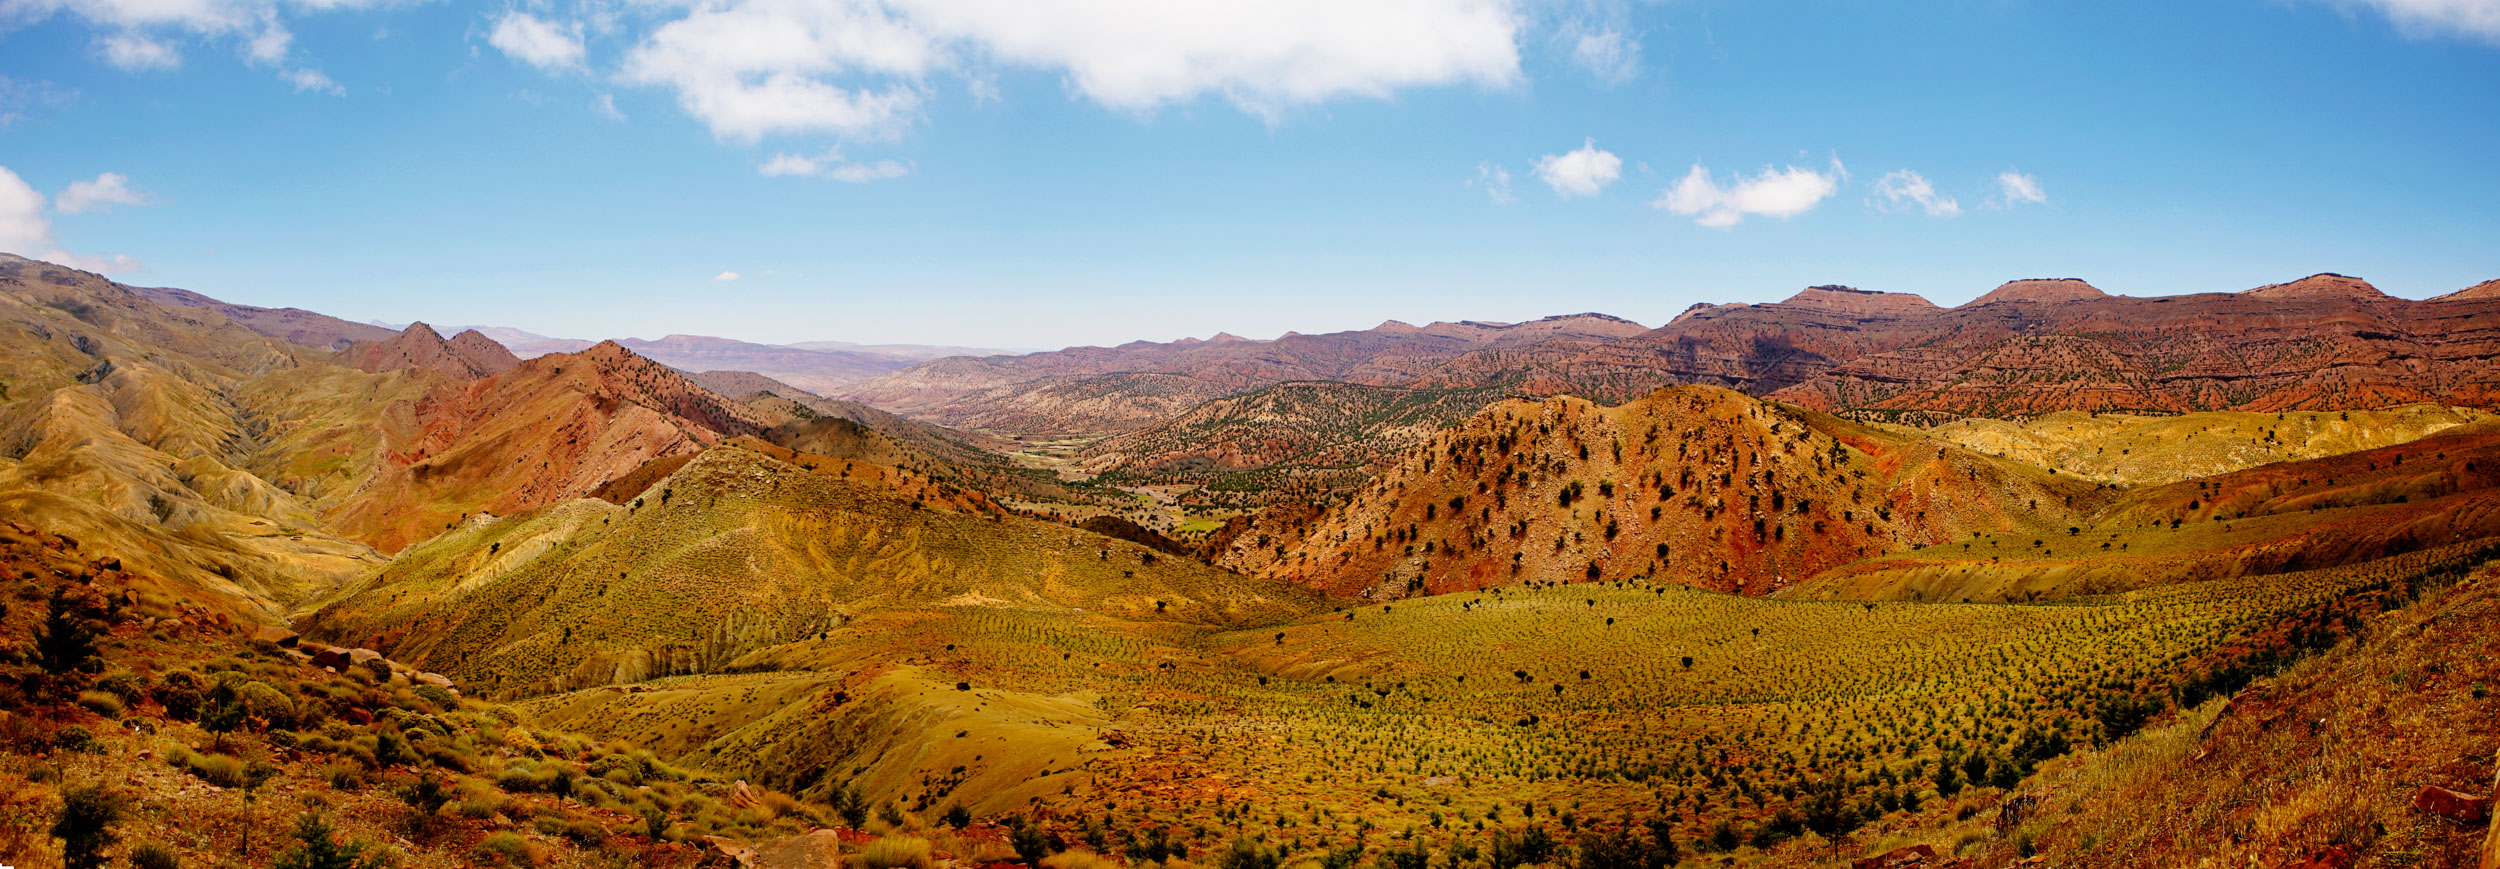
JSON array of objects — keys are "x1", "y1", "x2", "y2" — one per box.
[
  {"x1": 1470, "y1": 161, "x2": 1515, "y2": 205},
  {"x1": 1653, "y1": 161, "x2": 1840, "y2": 228},
  {"x1": 1995, "y1": 171, "x2": 2047, "y2": 207},
  {"x1": 616, "y1": 0, "x2": 1524, "y2": 141},
  {"x1": 488, "y1": 12, "x2": 585, "y2": 71},
  {"x1": 713, "y1": 270, "x2": 741, "y2": 281},
  {"x1": 285, "y1": 67, "x2": 343, "y2": 95},
  {"x1": 55, "y1": 172, "x2": 151, "y2": 213},
  {"x1": 1565, "y1": 23, "x2": 1638, "y2": 84},
  {"x1": 1872, "y1": 169, "x2": 1959, "y2": 217},
  {"x1": 0, "y1": 165, "x2": 143, "y2": 273},
  {"x1": 757, "y1": 148, "x2": 912, "y2": 181},
  {"x1": 99, "y1": 32, "x2": 181, "y2": 70},
  {"x1": 2339, "y1": 0, "x2": 2500, "y2": 42},
  {"x1": 591, "y1": 92, "x2": 625, "y2": 121},
  {"x1": 1533, "y1": 138, "x2": 1621, "y2": 198}
]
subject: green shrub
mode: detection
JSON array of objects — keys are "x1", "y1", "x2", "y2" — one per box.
[
  {"x1": 93, "y1": 670, "x2": 147, "y2": 705},
  {"x1": 273, "y1": 814, "x2": 382, "y2": 869},
  {"x1": 474, "y1": 832, "x2": 542, "y2": 867},
  {"x1": 52, "y1": 724, "x2": 101, "y2": 753},
  {"x1": 52, "y1": 785, "x2": 125, "y2": 869}
]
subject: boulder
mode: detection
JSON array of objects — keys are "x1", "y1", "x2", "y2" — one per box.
[
  {"x1": 2415, "y1": 785, "x2": 2490, "y2": 823},
  {"x1": 413, "y1": 672, "x2": 455, "y2": 688},
  {"x1": 1853, "y1": 844, "x2": 1937, "y2": 868},
  {"x1": 347, "y1": 648, "x2": 383, "y2": 665},
  {"x1": 310, "y1": 647, "x2": 353, "y2": 670},
  {"x1": 747, "y1": 829, "x2": 847, "y2": 869},
  {"x1": 252, "y1": 625, "x2": 299, "y2": 647}
]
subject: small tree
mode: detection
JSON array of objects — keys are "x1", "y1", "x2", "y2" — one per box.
[
  {"x1": 1007, "y1": 817, "x2": 1052, "y2": 865},
  {"x1": 53, "y1": 785, "x2": 125, "y2": 869},
  {"x1": 273, "y1": 814, "x2": 382, "y2": 869},
  {"x1": 36, "y1": 586, "x2": 102, "y2": 683},
  {"x1": 1801, "y1": 788, "x2": 1863, "y2": 858}
]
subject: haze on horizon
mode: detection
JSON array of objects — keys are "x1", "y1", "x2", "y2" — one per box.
[{"x1": 1, "y1": 0, "x2": 2496, "y2": 350}]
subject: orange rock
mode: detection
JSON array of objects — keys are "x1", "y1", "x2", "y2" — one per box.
[{"x1": 2415, "y1": 785, "x2": 2490, "y2": 823}]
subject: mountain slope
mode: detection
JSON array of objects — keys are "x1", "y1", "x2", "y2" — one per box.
[
  {"x1": 301, "y1": 442, "x2": 1324, "y2": 696},
  {"x1": 1077, "y1": 379, "x2": 1527, "y2": 501},
  {"x1": 836, "y1": 314, "x2": 1650, "y2": 436},
  {"x1": 324, "y1": 341, "x2": 778, "y2": 552},
  {"x1": 1214, "y1": 385, "x2": 2108, "y2": 599},
  {"x1": 336, "y1": 321, "x2": 521, "y2": 380},
  {"x1": 1919, "y1": 404, "x2": 2493, "y2": 486},
  {"x1": 127, "y1": 282, "x2": 396, "y2": 350}
]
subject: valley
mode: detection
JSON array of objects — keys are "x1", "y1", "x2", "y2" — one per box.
[{"x1": 3, "y1": 254, "x2": 2498, "y2": 869}]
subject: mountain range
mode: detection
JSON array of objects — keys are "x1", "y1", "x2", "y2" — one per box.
[{"x1": 6, "y1": 249, "x2": 2500, "y2": 869}]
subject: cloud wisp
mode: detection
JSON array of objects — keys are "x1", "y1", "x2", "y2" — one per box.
[
  {"x1": 1994, "y1": 171, "x2": 2048, "y2": 208},
  {"x1": 1873, "y1": 169, "x2": 1960, "y2": 217}
]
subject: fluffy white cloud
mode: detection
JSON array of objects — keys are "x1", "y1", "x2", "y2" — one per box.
[
  {"x1": 2341, "y1": 0, "x2": 2500, "y2": 42},
  {"x1": 758, "y1": 148, "x2": 912, "y2": 181},
  {"x1": 1470, "y1": 161, "x2": 1515, "y2": 205},
  {"x1": 1873, "y1": 169, "x2": 1959, "y2": 217},
  {"x1": 1533, "y1": 138, "x2": 1621, "y2": 198},
  {"x1": 55, "y1": 172, "x2": 150, "y2": 213},
  {"x1": 488, "y1": 12, "x2": 586, "y2": 71},
  {"x1": 1653, "y1": 162, "x2": 1839, "y2": 228},
  {"x1": 1995, "y1": 171, "x2": 2047, "y2": 207},
  {"x1": 617, "y1": 0, "x2": 1524, "y2": 141},
  {"x1": 99, "y1": 32, "x2": 180, "y2": 70},
  {"x1": 713, "y1": 270, "x2": 741, "y2": 281},
  {"x1": 0, "y1": 165, "x2": 144, "y2": 273}
]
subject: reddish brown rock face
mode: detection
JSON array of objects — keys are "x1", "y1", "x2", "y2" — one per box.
[{"x1": 329, "y1": 340, "x2": 777, "y2": 551}]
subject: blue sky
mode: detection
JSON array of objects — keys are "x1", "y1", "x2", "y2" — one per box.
[{"x1": 2, "y1": 0, "x2": 2496, "y2": 349}]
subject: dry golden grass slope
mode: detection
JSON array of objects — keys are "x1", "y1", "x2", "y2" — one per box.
[
  {"x1": 300, "y1": 441, "x2": 1324, "y2": 697},
  {"x1": 1791, "y1": 420, "x2": 2500, "y2": 603},
  {"x1": 0, "y1": 254, "x2": 411, "y2": 615},
  {"x1": 1918, "y1": 404, "x2": 2492, "y2": 486}
]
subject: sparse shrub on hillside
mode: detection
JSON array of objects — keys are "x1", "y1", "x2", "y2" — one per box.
[
  {"x1": 52, "y1": 785, "x2": 125, "y2": 869},
  {"x1": 472, "y1": 831, "x2": 543, "y2": 867},
  {"x1": 857, "y1": 836, "x2": 935, "y2": 869},
  {"x1": 1215, "y1": 837, "x2": 1281, "y2": 869},
  {"x1": 275, "y1": 814, "x2": 384, "y2": 869},
  {"x1": 130, "y1": 840, "x2": 181, "y2": 869}
]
